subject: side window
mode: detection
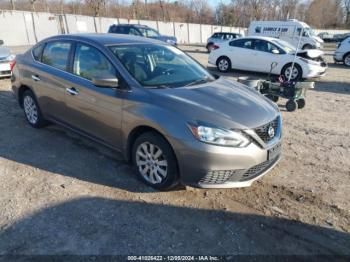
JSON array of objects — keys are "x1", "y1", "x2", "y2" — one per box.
[
  {"x1": 32, "y1": 44, "x2": 45, "y2": 61},
  {"x1": 230, "y1": 39, "x2": 252, "y2": 49},
  {"x1": 73, "y1": 44, "x2": 116, "y2": 81},
  {"x1": 42, "y1": 41, "x2": 71, "y2": 71},
  {"x1": 129, "y1": 28, "x2": 141, "y2": 36}
]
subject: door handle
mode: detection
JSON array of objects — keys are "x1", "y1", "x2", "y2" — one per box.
[
  {"x1": 66, "y1": 87, "x2": 79, "y2": 95},
  {"x1": 31, "y1": 75, "x2": 40, "y2": 81}
]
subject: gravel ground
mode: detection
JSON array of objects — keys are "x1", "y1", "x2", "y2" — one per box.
[{"x1": 0, "y1": 44, "x2": 349, "y2": 256}]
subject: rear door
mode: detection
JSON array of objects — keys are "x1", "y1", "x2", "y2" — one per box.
[
  {"x1": 62, "y1": 42, "x2": 124, "y2": 149},
  {"x1": 29, "y1": 41, "x2": 73, "y2": 122},
  {"x1": 227, "y1": 38, "x2": 255, "y2": 70}
]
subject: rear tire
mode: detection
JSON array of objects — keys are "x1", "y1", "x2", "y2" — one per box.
[
  {"x1": 22, "y1": 89, "x2": 48, "y2": 128},
  {"x1": 286, "y1": 99, "x2": 298, "y2": 112},
  {"x1": 297, "y1": 98, "x2": 306, "y2": 109},
  {"x1": 132, "y1": 132, "x2": 179, "y2": 190},
  {"x1": 216, "y1": 56, "x2": 231, "y2": 73}
]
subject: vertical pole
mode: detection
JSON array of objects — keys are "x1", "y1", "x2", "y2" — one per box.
[{"x1": 288, "y1": 27, "x2": 303, "y2": 82}]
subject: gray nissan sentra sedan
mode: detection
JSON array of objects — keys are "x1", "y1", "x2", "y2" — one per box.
[{"x1": 11, "y1": 34, "x2": 282, "y2": 190}]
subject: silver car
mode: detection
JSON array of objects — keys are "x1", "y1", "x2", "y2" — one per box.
[
  {"x1": 206, "y1": 32, "x2": 242, "y2": 52},
  {"x1": 12, "y1": 34, "x2": 282, "y2": 190},
  {"x1": 0, "y1": 40, "x2": 15, "y2": 78}
]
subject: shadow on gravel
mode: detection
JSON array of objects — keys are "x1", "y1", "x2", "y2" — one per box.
[
  {"x1": 0, "y1": 90, "x2": 165, "y2": 194},
  {"x1": 314, "y1": 81, "x2": 350, "y2": 95},
  {"x1": 0, "y1": 197, "x2": 349, "y2": 256}
]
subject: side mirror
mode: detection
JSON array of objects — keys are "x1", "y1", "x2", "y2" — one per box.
[
  {"x1": 0, "y1": 40, "x2": 4, "y2": 45},
  {"x1": 272, "y1": 49, "x2": 279, "y2": 54},
  {"x1": 92, "y1": 77, "x2": 119, "y2": 88}
]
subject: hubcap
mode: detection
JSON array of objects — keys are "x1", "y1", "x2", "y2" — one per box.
[
  {"x1": 23, "y1": 96, "x2": 38, "y2": 124},
  {"x1": 136, "y1": 142, "x2": 168, "y2": 184},
  {"x1": 218, "y1": 59, "x2": 229, "y2": 71},
  {"x1": 345, "y1": 55, "x2": 350, "y2": 66},
  {"x1": 284, "y1": 66, "x2": 299, "y2": 80}
]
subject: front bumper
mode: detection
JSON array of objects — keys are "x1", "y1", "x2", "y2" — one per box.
[
  {"x1": 170, "y1": 116, "x2": 282, "y2": 188},
  {"x1": 303, "y1": 63, "x2": 327, "y2": 78}
]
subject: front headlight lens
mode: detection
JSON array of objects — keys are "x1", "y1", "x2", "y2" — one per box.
[
  {"x1": 189, "y1": 125, "x2": 250, "y2": 147},
  {"x1": 299, "y1": 57, "x2": 320, "y2": 66}
]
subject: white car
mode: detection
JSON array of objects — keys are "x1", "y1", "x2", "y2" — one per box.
[
  {"x1": 333, "y1": 36, "x2": 350, "y2": 67},
  {"x1": 0, "y1": 40, "x2": 15, "y2": 78},
  {"x1": 208, "y1": 36, "x2": 327, "y2": 81}
]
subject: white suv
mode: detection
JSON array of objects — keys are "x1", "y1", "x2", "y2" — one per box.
[{"x1": 334, "y1": 36, "x2": 350, "y2": 67}]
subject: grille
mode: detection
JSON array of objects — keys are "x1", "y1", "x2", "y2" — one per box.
[
  {"x1": 239, "y1": 156, "x2": 279, "y2": 182},
  {"x1": 199, "y1": 170, "x2": 240, "y2": 184},
  {"x1": 254, "y1": 117, "x2": 278, "y2": 143}
]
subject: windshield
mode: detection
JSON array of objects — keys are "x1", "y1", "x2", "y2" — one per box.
[
  {"x1": 298, "y1": 27, "x2": 316, "y2": 37},
  {"x1": 109, "y1": 44, "x2": 214, "y2": 88},
  {"x1": 272, "y1": 39, "x2": 296, "y2": 53},
  {"x1": 138, "y1": 28, "x2": 160, "y2": 37}
]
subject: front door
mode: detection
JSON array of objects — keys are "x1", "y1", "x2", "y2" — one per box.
[{"x1": 63, "y1": 43, "x2": 124, "y2": 149}]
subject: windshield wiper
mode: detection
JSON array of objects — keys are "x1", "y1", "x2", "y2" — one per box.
[{"x1": 185, "y1": 78, "x2": 209, "y2": 87}]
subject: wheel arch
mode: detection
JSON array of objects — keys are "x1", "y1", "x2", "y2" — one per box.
[
  {"x1": 17, "y1": 85, "x2": 33, "y2": 108},
  {"x1": 343, "y1": 52, "x2": 350, "y2": 62},
  {"x1": 126, "y1": 125, "x2": 179, "y2": 174}
]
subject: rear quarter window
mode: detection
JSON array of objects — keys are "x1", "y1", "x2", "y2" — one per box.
[
  {"x1": 32, "y1": 44, "x2": 44, "y2": 61},
  {"x1": 41, "y1": 41, "x2": 71, "y2": 71}
]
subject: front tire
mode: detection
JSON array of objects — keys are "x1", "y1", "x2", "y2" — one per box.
[
  {"x1": 132, "y1": 132, "x2": 179, "y2": 190},
  {"x1": 22, "y1": 90, "x2": 48, "y2": 128},
  {"x1": 216, "y1": 56, "x2": 231, "y2": 73},
  {"x1": 282, "y1": 63, "x2": 302, "y2": 81}
]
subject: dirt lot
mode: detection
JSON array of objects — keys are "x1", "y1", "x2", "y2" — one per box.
[{"x1": 0, "y1": 44, "x2": 349, "y2": 256}]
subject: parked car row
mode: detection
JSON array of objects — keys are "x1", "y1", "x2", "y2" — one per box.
[
  {"x1": 0, "y1": 40, "x2": 16, "y2": 78},
  {"x1": 209, "y1": 36, "x2": 327, "y2": 81}
]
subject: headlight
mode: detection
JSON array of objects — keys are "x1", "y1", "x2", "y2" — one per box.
[
  {"x1": 299, "y1": 57, "x2": 320, "y2": 66},
  {"x1": 188, "y1": 124, "x2": 250, "y2": 147}
]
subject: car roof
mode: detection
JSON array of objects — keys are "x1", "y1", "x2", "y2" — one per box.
[
  {"x1": 41, "y1": 33, "x2": 164, "y2": 46},
  {"x1": 112, "y1": 24, "x2": 149, "y2": 28},
  {"x1": 234, "y1": 36, "x2": 278, "y2": 41}
]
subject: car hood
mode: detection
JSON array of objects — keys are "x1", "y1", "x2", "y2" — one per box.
[
  {"x1": 314, "y1": 36, "x2": 324, "y2": 43},
  {"x1": 151, "y1": 78, "x2": 279, "y2": 129},
  {"x1": 0, "y1": 46, "x2": 10, "y2": 59}
]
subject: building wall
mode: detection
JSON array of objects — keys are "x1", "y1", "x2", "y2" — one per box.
[{"x1": 0, "y1": 10, "x2": 348, "y2": 46}]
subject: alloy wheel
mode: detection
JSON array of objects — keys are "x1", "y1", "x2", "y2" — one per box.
[
  {"x1": 135, "y1": 142, "x2": 168, "y2": 184},
  {"x1": 284, "y1": 66, "x2": 299, "y2": 80},
  {"x1": 218, "y1": 59, "x2": 229, "y2": 71},
  {"x1": 23, "y1": 95, "x2": 38, "y2": 124},
  {"x1": 344, "y1": 55, "x2": 350, "y2": 67}
]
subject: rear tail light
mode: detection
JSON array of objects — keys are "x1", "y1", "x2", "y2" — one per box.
[
  {"x1": 212, "y1": 44, "x2": 220, "y2": 50},
  {"x1": 10, "y1": 59, "x2": 16, "y2": 71}
]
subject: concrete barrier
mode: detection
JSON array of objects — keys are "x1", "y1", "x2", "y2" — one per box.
[{"x1": 0, "y1": 10, "x2": 348, "y2": 46}]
